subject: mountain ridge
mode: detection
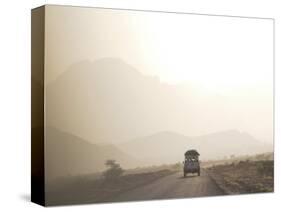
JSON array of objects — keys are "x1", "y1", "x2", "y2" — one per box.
[
  {"x1": 119, "y1": 129, "x2": 272, "y2": 164},
  {"x1": 44, "y1": 127, "x2": 140, "y2": 180}
]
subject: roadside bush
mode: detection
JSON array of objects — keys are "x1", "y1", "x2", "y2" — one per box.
[{"x1": 103, "y1": 159, "x2": 124, "y2": 180}]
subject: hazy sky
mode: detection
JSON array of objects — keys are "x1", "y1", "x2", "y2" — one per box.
[
  {"x1": 45, "y1": 6, "x2": 273, "y2": 90},
  {"x1": 45, "y1": 5, "x2": 273, "y2": 143}
]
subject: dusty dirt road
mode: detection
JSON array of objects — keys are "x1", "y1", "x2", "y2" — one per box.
[{"x1": 109, "y1": 169, "x2": 225, "y2": 202}]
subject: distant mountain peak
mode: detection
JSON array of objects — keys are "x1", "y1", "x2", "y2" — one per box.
[{"x1": 119, "y1": 129, "x2": 271, "y2": 164}]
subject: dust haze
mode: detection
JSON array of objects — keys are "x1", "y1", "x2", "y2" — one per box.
[{"x1": 42, "y1": 6, "x2": 273, "y2": 182}]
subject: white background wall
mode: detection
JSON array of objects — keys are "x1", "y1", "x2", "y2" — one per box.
[{"x1": 0, "y1": 0, "x2": 280, "y2": 211}]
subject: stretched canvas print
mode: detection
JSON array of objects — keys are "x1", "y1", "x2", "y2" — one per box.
[{"x1": 31, "y1": 5, "x2": 274, "y2": 206}]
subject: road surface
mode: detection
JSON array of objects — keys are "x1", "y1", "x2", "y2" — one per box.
[{"x1": 110, "y1": 169, "x2": 225, "y2": 202}]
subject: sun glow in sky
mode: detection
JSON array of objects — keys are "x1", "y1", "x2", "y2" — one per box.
[
  {"x1": 128, "y1": 13, "x2": 273, "y2": 94},
  {"x1": 45, "y1": 6, "x2": 274, "y2": 143},
  {"x1": 46, "y1": 7, "x2": 273, "y2": 95}
]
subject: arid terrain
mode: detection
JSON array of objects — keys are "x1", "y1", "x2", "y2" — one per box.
[
  {"x1": 45, "y1": 153, "x2": 273, "y2": 206},
  {"x1": 207, "y1": 160, "x2": 273, "y2": 194},
  {"x1": 46, "y1": 166, "x2": 224, "y2": 206},
  {"x1": 46, "y1": 166, "x2": 179, "y2": 206}
]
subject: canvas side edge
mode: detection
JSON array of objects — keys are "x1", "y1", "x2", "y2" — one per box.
[{"x1": 31, "y1": 5, "x2": 46, "y2": 206}]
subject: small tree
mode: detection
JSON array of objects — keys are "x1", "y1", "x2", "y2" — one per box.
[{"x1": 103, "y1": 159, "x2": 124, "y2": 180}]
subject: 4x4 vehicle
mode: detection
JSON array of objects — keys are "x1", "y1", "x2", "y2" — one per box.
[{"x1": 183, "y1": 149, "x2": 200, "y2": 177}]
